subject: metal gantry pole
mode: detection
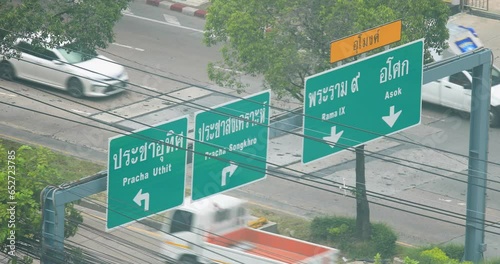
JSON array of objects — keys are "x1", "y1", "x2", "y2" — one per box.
[
  {"x1": 40, "y1": 171, "x2": 107, "y2": 263},
  {"x1": 463, "y1": 55, "x2": 492, "y2": 263}
]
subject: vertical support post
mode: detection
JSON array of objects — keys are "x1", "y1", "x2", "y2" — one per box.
[
  {"x1": 41, "y1": 186, "x2": 65, "y2": 263},
  {"x1": 463, "y1": 60, "x2": 491, "y2": 263}
]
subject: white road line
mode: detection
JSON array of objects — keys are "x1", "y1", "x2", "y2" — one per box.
[
  {"x1": 140, "y1": 85, "x2": 157, "y2": 91},
  {"x1": 121, "y1": 6, "x2": 133, "y2": 15},
  {"x1": 71, "y1": 109, "x2": 92, "y2": 115},
  {"x1": 213, "y1": 66, "x2": 243, "y2": 74},
  {"x1": 163, "y1": 14, "x2": 181, "y2": 26},
  {"x1": 112, "y1": 42, "x2": 145, "y2": 52},
  {"x1": 421, "y1": 114, "x2": 443, "y2": 121},
  {"x1": 123, "y1": 13, "x2": 204, "y2": 33},
  {"x1": 0, "y1": 92, "x2": 16, "y2": 97}
]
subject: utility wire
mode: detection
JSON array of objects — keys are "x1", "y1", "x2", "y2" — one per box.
[
  {"x1": 1, "y1": 85, "x2": 499, "y2": 221},
  {"x1": 1, "y1": 26, "x2": 499, "y2": 170},
  {"x1": 2, "y1": 80, "x2": 499, "y2": 193},
  {"x1": 3, "y1": 99, "x2": 500, "y2": 235},
  {"x1": 0, "y1": 26, "x2": 500, "y2": 260}
]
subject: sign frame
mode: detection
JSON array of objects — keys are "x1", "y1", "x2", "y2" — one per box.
[
  {"x1": 304, "y1": 39, "x2": 424, "y2": 164},
  {"x1": 106, "y1": 115, "x2": 189, "y2": 231},
  {"x1": 191, "y1": 90, "x2": 271, "y2": 202}
]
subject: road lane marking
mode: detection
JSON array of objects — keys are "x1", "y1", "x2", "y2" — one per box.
[
  {"x1": 0, "y1": 92, "x2": 16, "y2": 97},
  {"x1": 82, "y1": 211, "x2": 162, "y2": 237},
  {"x1": 123, "y1": 13, "x2": 204, "y2": 33},
  {"x1": 127, "y1": 226, "x2": 161, "y2": 237},
  {"x1": 112, "y1": 42, "x2": 145, "y2": 52},
  {"x1": 71, "y1": 109, "x2": 92, "y2": 115},
  {"x1": 163, "y1": 14, "x2": 181, "y2": 26},
  {"x1": 396, "y1": 241, "x2": 417, "y2": 248},
  {"x1": 140, "y1": 85, "x2": 158, "y2": 91},
  {"x1": 213, "y1": 66, "x2": 243, "y2": 74},
  {"x1": 121, "y1": 6, "x2": 133, "y2": 15}
]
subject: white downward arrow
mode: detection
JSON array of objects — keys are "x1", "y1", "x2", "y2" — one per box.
[
  {"x1": 221, "y1": 163, "x2": 238, "y2": 186},
  {"x1": 323, "y1": 126, "x2": 344, "y2": 148},
  {"x1": 133, "y1": 189, "x2": 150, "y2": 211},
  {"x1": 382, "y1": 106, "x2": 402, "y2": 128}
]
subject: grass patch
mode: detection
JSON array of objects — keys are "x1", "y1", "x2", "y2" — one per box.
[
  {"x1": 310, "y1": 216, "x2": 397, "y2": 259},
  {"x1": 247, "y1": 205, "x2": 311, "y2": 241},
  {"x1": 1, "y1": 138, "x2": 105, "y2": 182}
]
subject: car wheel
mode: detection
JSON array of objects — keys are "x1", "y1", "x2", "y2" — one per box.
[
  {"x1": 490, "y1": 107, "x2": 499, "y2": 127},
  {"x1": 0, "y1": 61, "x2": 15, "y2": 81},
  {"x1": 456, "y1": 110, "x2": 470, "y2": 120},
  {"x1": 67, "y1": 78, "x2": 84, "y2": 98}
]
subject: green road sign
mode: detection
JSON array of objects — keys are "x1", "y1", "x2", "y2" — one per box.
[
  {"x1": 303, "y1": 39, "x2": 423, "y2": 164},
  {"x1": 107, "y1": 117, "x2": 188, "y2": 230},
  {"x1": 192, "y1": 90, "x2": 271, "y2": 201}
]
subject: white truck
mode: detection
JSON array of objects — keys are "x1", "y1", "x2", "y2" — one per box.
[
  {"x1": 422, "y1": 22, "x2": 500, "y2": 126},
  {"x1": 159, "y1": 194, "x2": 339, "y2": 264}
]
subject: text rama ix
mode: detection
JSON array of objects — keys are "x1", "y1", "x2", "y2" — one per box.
[{"x1": 109, "y1": 105, "x2": 268, "y2": 186}]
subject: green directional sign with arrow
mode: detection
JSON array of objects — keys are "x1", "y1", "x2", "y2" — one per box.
[
  {"x1": 107, "y1": 117, "x2": 188, "y2": 231},
  {"x1": 192, "y1": 91, "x2": 271, "y2": 201},
  {"x1": 303, "y1": 39, "x2": 423, "y2": 164}
]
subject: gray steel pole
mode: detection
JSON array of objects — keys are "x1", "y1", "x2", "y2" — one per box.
[
  {"x1": 41, "y1": 172, "x2": 107, "y2": 263},
  {"x1": 463, "y1": 54, "x2": 492, "y2": 263}
]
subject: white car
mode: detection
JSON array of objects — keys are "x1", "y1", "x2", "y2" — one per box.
[
  {"x1": 421, "y1": 66, "x2": 500, "y2": 126},
  {"x1": 0, "y1": 38, "x2": 128, "y2": 98}
]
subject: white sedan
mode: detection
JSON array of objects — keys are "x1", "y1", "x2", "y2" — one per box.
[{"x1": 0, "y1": 39, "x2": 128, "y2": 98}]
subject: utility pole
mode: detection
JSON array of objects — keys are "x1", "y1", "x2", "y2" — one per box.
[
  {"x1": 355, "y1": 145, "x2": 371, "y2": 240},
  {"x1": 463, "y1": 55, "x2": 491, "y2": 263}
]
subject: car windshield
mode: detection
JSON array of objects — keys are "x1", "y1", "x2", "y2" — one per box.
[
  {"x1": 56, "y1": 44, "x2": 97, "y2": 64},
  {"x1": 467, "y1": 67, "x2": 500, "y2": 87}
]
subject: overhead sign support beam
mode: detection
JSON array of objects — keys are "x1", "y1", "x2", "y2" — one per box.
[{"x1": 463, "y1": 49, "x2": 492, "y2": 263}]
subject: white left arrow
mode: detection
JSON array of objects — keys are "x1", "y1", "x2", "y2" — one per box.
[
  {"x1": 382, "y1": 105, "x2": 402, "y2": 128},
  {"x1": 221, "y1": 163, "x2": 238, "y2": 186},
  {"x1": 323, "y1": 126, "x2": 344, "y2": 148},
  {"x1": 133, "y1": 189, "x2": 150, "y2": 211}
]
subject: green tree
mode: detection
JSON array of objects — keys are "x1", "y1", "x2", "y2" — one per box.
[
  {"x1": 0, "y1": 143, "x2": 83, "y2": 256},
  {"x1": 205, "y1": 0, "x2": 449, "y2": 241},
  {"x1": 204, "y1": 0, "x2": 449, "y2": 100},
  {"x1": 0, "y1": 0, "x2": 130, "y2": 56}
]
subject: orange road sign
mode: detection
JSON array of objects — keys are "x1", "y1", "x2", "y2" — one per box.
[{"x1": 330, "y1": 20, "x2": 402, "y2": 63}]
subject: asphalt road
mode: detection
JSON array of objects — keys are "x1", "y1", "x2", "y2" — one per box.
[{"x1": 2, "y1": 1, "x2": 500, "y2": 261}]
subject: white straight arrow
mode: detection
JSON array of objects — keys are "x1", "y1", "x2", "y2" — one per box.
[
  {"x1": 221, "y1": 163, "x2": 238, "y2": 186},
  {"x1": 382, "y1": 106, "x2": 402, "y2": 128},
  {"x1": 133, "y1": 189, "x2": 150, "y2": 211},
  {"x1": 323, "y1": 126, "x2": 344, "y2": 148}
]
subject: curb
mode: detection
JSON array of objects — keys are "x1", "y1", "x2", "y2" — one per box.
[{"x1": 146, "y1": 0, "x2": 208, "y2": 19}]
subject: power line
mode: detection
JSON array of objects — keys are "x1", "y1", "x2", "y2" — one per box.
[
  {"x1": 1, "y1": 26, "x2": 499, "y2": 170},
  {"x1": 0, "y1": 27, "x2": 500, "y2": 262},
  {"x1": 2, "y1": 85, "x2": 499, "y2": 222},
  {"x1": 3, "y1": 98, "x2": 500, "y2": 234},
  {"x1": 2, "y1": 81, "x2": 499, "y2": 193}
]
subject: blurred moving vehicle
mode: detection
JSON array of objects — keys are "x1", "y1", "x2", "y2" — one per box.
[
  {"x1": 0, "y1": 37, "x2": 128, "y2": 98},
  {"x1": 159, "y1": 194, "x2": 340, "y2": 264},
  {"x1": 422, "y1": 22, "x2": 500, "y2": 126}
]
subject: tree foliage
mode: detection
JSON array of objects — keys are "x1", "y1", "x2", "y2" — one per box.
[
  {"x1": 204, "y1": 0, "x2": 449, "y2": 101},
  {"x1": 0, "y1": 0, "x2": 130, "y2": 57},
  {"x1": 0, "y1": 142, "x2": 83, "y2": 255}
]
